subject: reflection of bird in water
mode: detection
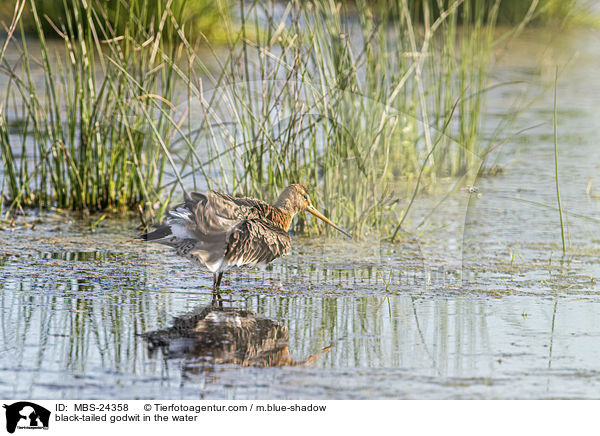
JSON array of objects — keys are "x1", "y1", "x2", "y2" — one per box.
[
  {"x1": 140, "y1": 184, "x2": 350, "y2": 291},
  {"x1": 142, "y1": 300, "x2": 330, "y2": 368}
]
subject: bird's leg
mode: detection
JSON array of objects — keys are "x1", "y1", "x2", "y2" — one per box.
[
  {"x1": 212, "y1": 272, "x2": 223, "y2": 291},
  {"x1": 211, "y1": 272, "x2": 224, "y2": 308},
  {"x1": 211, "y1": 289, "x2": 223, "y2": 308}
]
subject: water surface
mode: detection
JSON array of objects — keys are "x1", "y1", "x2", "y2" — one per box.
[{"x1": 2, "y1": 28, "x2": 600, "y2": 399}]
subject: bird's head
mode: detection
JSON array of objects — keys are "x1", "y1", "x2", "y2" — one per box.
[{"x1": 275, "y1": 184, "x2": 351, "y2": 238}]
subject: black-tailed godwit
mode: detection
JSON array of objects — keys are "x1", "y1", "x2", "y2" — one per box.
[{"x1": 140, "y1": 184, "x2": 350, "y2": 291}]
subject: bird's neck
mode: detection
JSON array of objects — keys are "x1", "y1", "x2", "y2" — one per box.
[
  {"x1": 269, "y1": 204, "x2": 296, "y2": 231},
  {"x1": 273, "y1": 194, "x2": 294, "y2": 211}
]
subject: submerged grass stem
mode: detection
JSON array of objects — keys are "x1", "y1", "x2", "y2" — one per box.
[{"x1": 553, "y1": 66, "x2": 566, "y2": 256}]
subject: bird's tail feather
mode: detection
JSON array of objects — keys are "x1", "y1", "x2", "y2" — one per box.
[{"x1": 139, "y1": 226, "x2": 172, "y2": 241}]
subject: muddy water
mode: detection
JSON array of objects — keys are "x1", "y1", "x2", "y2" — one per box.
[{"x1": 2, "y1": 28, "x2": 600, "y2": 399}]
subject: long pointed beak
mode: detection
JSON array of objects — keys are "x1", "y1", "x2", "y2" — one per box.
[{"x1": 307, "y1": 205, "x2": 352, "y2": 239}]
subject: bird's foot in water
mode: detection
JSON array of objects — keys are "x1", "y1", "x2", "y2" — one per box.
[{"x1": 211, "y1": 290, "x2": 223, "y2": 307}]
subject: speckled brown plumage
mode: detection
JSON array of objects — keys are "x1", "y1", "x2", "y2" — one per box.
[
  {"x1": 140, "y1": 184, "x2": 349, "y2": 291},
  {"x1": 207, "y1": 184, "x2": 312, "y2": 231}
]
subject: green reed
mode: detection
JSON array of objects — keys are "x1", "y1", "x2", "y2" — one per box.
[
  {"x1": 553, "y1": 67, "x2": 565, "y2": 256},
  {"x1": 0, "y1": 0, "x2": 196, "y2": 215},
  {"x1": 204, "y1": 0, "x2": 503, "y2": 236},
  {"x1": 0, "y1": 0, "x2": 535, "y2": 237}
]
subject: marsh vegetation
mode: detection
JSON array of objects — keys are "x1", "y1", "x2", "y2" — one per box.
[{"x1": 0, "y1": 0, "x2": 581, "y2": 237}]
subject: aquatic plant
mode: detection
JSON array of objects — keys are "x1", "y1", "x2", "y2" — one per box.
[
  {"x1": 0, "y1": 0, "x2": 537, "y2": 237},
  {"x1": 553, "y1": 67, "x2": 566, "y2": 256},
  {"x1": 0, "y1": 0, "x2": 192, "y2": 215},
  {"x1": 198, "y1": 0, "x2": 500, "y2": 237}
]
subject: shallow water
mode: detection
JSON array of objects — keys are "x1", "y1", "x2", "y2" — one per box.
[{"x1": 2, "y1": 27, "x2": 600, "y2": 399}]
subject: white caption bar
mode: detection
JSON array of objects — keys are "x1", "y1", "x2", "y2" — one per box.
[{"x1": 0, "y1": 400, "x2": 594, "y2": 436}]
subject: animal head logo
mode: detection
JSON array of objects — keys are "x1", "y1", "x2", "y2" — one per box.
[{"x1": 3, "y1": 402, "x2": 50, "y2": 434}]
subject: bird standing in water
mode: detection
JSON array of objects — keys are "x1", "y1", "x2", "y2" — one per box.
[{"x1": 140, "y1": 184, "x2": 350, "y2": 291}]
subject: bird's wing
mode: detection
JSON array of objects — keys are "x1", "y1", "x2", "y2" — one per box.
[
  {"x1": 185, "y1": 193, "x2": 237, "y2": 237},
  {"x1": 224, "y1": 219, "x2": 291, "y2": 267},
  {"x1": 142, "y1": 190, "x2": 267, "y2": 241},
  {"x1": 205, "y1": 191, "x2": 270, "y2": 220},
  {"x1": 209, "y1": 190, "x2": 268, "y2": 208},
  {"x1": 141, "y1": 192, "x2": 233, "y2": 270}
]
